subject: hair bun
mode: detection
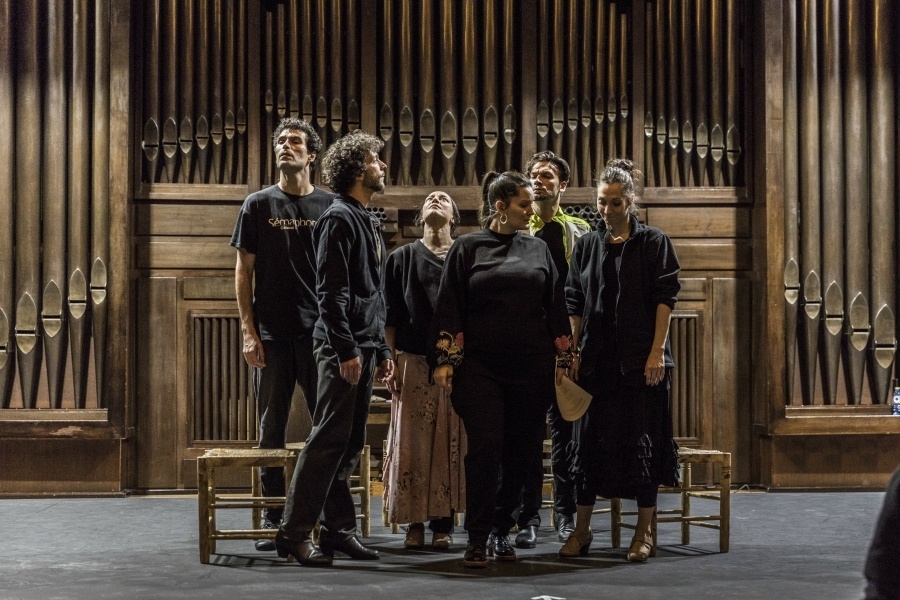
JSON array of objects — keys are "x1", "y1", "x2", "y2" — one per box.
[{"x1": 606, "y1": 158, "x2": 634, "y2": 173}]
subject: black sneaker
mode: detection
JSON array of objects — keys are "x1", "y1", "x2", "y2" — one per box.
[
  {"x1": 463, "y1": 540, "x2": 487, "y2": 568},
  {"x1": 255, "y1": 521, "x2": 278, "y2": 552},
  {"x1": 487, "y1": 533, "x2": 517, "y2": 561}
]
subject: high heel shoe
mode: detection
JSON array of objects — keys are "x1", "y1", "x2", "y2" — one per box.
[
  {"x1": 274, "y1": 531, "x2": 333, "y2": 566},
  {"x1": 626, "y1": 533, "x2": 654, "y2": 562},
  {"x1": 559, "y1": 529, "x2": 593, "y2": 557}
]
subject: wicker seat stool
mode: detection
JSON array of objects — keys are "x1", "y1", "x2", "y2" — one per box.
[
  {"x1": 611, "y1": 447, "x2": 732, "y2": 553},
  {"x1": 197, "y1": 448, "x2": 297, "y2": 564}
]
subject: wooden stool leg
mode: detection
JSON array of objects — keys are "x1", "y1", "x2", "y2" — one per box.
[
  {"x1": 721, "y1": 455, "x2": 731, "y2": 552},
  {"x1": 681, "y1": 462, "x2": 692, "y2": 545},
  {"x1": 208, "y1": 466, "x2": 218, "y2": 557},
  {"x1": 251, "y1": 466, "x2": 262, "y2": 530},
  {"x1": 611, "y1": 498, "x2": 622, "y2": 548},
  {"x1": 198, "y1": 460, "x2": 211, "y2": 564},
  {"x1": 650, "y1": 507, "x2": 658, "y2": 557},
  {"x1": 360, "y1": 445, "x2": 371, "y2": 538}
]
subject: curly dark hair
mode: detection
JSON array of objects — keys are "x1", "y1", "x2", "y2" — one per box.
[
  {"x1": 320, "y1": 130, "x2": 385, "y2": 194},
  {"x1": 272, "y1": 117, "x2": 322, "y2": 158},
  {"x1": 525, "y1": 150, "x2": 571, "y2": 183}
]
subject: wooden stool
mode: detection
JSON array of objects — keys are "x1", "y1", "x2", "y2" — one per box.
[
  {"x1": 197, "y1": 448, "x2": 297, "y2": 564},
  {"x1": 284, "y1": 442, "x2": 372, "y2": 537},
  {"x1": 542, "y1": 439, "x2": 556, "y2": 527},
  {"x1": 611, "y1": 447, "x2": 731, "y2": 553}
]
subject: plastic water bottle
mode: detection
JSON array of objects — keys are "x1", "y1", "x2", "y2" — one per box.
[{"x1": 892, "y1": 381, "x2": 900, "y2": 416}]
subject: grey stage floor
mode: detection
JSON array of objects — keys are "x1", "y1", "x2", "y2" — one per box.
[{"x1": 0, "y1": 490, "x2": 882, "y2": 600}]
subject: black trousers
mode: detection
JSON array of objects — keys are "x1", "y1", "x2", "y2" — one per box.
[
  {"x1": 515, "y1": 399, "x2": 577, "y2": 528},
  {"x1": 451, "y1": 354, "x2": 553, "y2": 542},
  {"x1": 280, "y1": 341, "x2": 375, "y2": 537},
  {"x1": 254, "y1": 336, "x2": 318, "y2": 524}
]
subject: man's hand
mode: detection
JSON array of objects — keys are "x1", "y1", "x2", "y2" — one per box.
[
  {"x1": 375, "y1": 358, "x2": 394, "y2": 384},
  {"x1": 242, "y1": 333, "x2": 265, "y2": 368},
  {"x1": 340, "y1": 356, "x2": 362, "y2": 384}
]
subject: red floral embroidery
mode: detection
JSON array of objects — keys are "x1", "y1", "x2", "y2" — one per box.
[
  {"x1": 455, "y1": 332, "x2": 464, "y2": 349},
  {"x1": 554, "y1": 336, "x2": 571, "y2": 353}
]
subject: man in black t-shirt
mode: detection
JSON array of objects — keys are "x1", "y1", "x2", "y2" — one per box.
[{"x1": 230, "y1": 118, "x2": 334, "y2": 551}]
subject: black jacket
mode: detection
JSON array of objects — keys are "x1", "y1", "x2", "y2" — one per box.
[
  {"x1": 566, "y1": 214, "x2": 680, "y2": 375},
  {"x1": 312, "y1": 194, "x2": 391, "y2": 363}
]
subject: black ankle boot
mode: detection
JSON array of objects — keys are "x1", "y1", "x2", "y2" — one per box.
[
  {"x1": 463, "y1": 539, "x2": 487, "y2": 568},
  {"x1": 318, "y1": 533, "x2": 380, "y2": 560},
  {"x1": 487, "y1": 533, "x2": 517, "y2": 561},
  {"x1": 274, "y1": 531, "x2": 332, "y2": 566}
]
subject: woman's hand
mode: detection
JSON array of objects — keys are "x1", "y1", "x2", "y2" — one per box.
[
  {"x1": 568, "y1": 354, "x2": 580, "y2": 382},
  {"x1": 644, "y1": 347, "x2": 665, "y2": 386},
  {"x1": 433, "y1": 364, "x2": 454, "y2": 391}
]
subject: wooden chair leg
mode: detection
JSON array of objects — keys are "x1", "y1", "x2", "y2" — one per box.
[
  {"x1": 681, "y1": 463, "x2": 692, "y2": 545},
  {"x1": 721, "y1": 456, "x2": 731, "y2": 552},
  {"x1": 198, "y1": 459, "x2": 211, "y2": 564},
  {"x1": 360, "y1": 445, "x2": 371, "y2": 537},
  {"x1": 611, "y1": 497, "x2": 622, "y2": 548}
]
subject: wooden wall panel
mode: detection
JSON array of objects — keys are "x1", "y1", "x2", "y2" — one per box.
[{"x1": 136, "y1": 277, "x2": 179, "y2": 489}]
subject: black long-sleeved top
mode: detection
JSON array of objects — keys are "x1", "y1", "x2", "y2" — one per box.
[
  {"x1": 566, "y1": 214, "x2": 681, "y2": 376},
  {"x1": 385, "y1": 240, "x2": 445, "y2": 356},
  {"x1": 312, "y1": 194, "x2": 391, "y2": 363},
  {"x1": 432, "y1": 229, "x2": 573, "y2": 367}
]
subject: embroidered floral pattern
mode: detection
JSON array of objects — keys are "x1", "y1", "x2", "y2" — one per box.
[
  {"x1": 554, "y1": 334, "x2": 576, "y2": 368},
  {"x1": 436, "y1": 330, "x2": 464, "y2": 366}
]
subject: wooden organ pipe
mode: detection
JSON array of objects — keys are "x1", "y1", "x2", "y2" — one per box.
[
  {"x1": 592, "y1": 2, "x2": 607, "y2": 176},
  {"x1": 380, "y1": 0, "x2": 395, "y2": 181},
  {"x1": 501, "y1": 0, "x2": 516, "y2": 171},
  {"x1": 179, "y1": 0, "x2": 195, "y2": 183},
  {"x1": 579, "y1": 0, "x2": 593, "y2": 186},
  {"x1": 16, "y1": 0, "x2": 42, "y2": 408},
  {"x1": 782, "y1": 0, "x2": 801, "y2": 405},
  {"x1": 617, "y1": 11, "x2": 628, "y2": 158},
  {"x1": 868, "y1": 0, "x2": 896, "y2": 404},
  {"x1": 642, "y1": 0, "x2": 654, "y2": 185},
  {"x1": 652, "y1": 0, "x2": 666, "y2": 185},
  {"x1": 481, "y1": 0, "x2": 499, "y2": 175},
  {"x1": 461, "y1": 0, "x2": 479, "y2": 186},
  {"x1": 0, "y1": 0, "x2": 15, "y2": 407},
  {"x1": 196, "y1": 0, "x2": 211, "y2": 183},
  {"x1": 162, "y1": 0, "x2": 178, "y2": 183},
  {"x1": 395, "y1": 0, "x2": 414, "y2": 185},
  {"x1": 288, "y1": 0, "x2": 300, "y2": 118},
  {"x1": 438, "y1": 0, "x2": 457, "y2": 185},
  {"x1": 300, "y1": 0, "x2": 313, "y2": 123},
  {"x1": 329, "y1": 1, "x2": 344, "y2": 139},
  {"x1": 678, "y1": 0, "x2": 694, "y2": 186},
  {"x1": 92, "y1": 0, "x2": 111, "y2": 408},
  {"x1": 565, "y1": 0, "x2": 579, "y2": 184},
  {"x1": 274, "y1": 2, "x2": 286, "y2": 121},
  {"x1": 694, "y1": 0, "x2": 710, "y2": 186},
  {"x1": 724, "y1": 0, "x2": 741, "y2": 185},
  {"x1": 418, "y1": 0, "x2": 436, "y2": 186},
  {"x1": 210, "y1": 0, "x2": 225, "y2": 183},
  {"x1": 236, "y1": 0, "x2": 247, "y2": 182},
  {"x1": 536, "y1": 0, "x2": 550, "y2": 153},
  {"x1": 665, "y1": 0, "x2": 679, "y2": 185},
  {"x1": 819, "y1": 0, "x2": 844, "y2": 404},
  {"x1": 42, "y1": 0, "x2": 68, "y2": 408},
  {"x1": 605, "y1": 3, "x2": 619, "y2": 166},
  {"x1": 549, "y1": 0, "x2": 564, "y2": 157},
  {"x1": 709, "y1": 0, "x2": 725, "y2": 185},
  {"x1": 345, "y1": 0, "x2": 360, "y2": 133},
  {"x1": 142, "y1": 0, "x2": 161, "y2": 182},
  {"x1": 798, "y1": 0, "x2": 822, "y2": 404},
  {"x1": 315, "y1": 0, "x2": 328, "y2": 146},
  {"x1": 223, "y1": 0, "x2": 237, "y2": 183},
  {"x1": 842, "y1": 0, "x2": 869, "y2": 404},
  {"x1": 69, "y1": 0, "x2": 93, "y2": 407}
]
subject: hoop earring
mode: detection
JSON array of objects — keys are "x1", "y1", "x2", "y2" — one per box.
[{"x1": 498, "y1": 213, "x2": 508, "y2": 225}]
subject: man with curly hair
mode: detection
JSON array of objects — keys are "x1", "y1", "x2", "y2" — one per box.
[
  {"x1": 230, "y1": 117, "x2": 333, "y2": 551},
  {"x1": 275, "y1": 130, "x2": 394, "y2": 567}
]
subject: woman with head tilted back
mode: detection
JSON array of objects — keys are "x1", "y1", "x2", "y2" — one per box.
[
  {"x1": 562, "y1": 159, "x2": 681, "y2": 562},
  {"x1": 382, "y1": 191, "x2": 466, "y2": 551},
  {"x1": 431, "y1": 171, "x2": 574, "y2": 568}
]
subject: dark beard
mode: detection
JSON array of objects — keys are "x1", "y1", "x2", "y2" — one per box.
[{"x1": 363, "y1": 172, "x2": 385, "y2": 193}]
